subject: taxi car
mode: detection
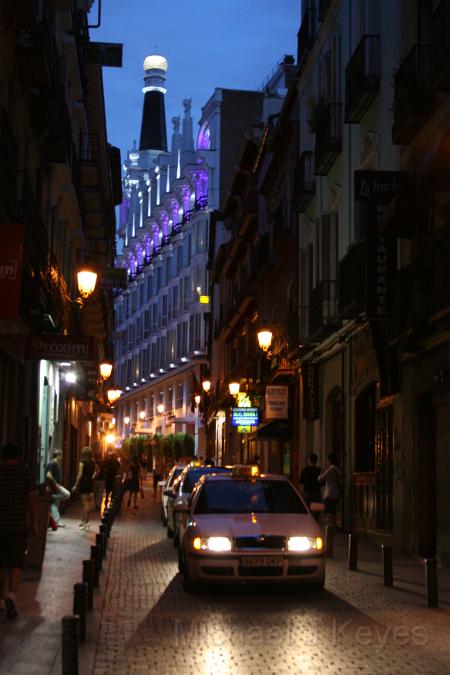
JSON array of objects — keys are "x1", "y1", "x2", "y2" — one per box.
[
  {"x1": 160, "y1": 464, "x2": 185, "y2": 525},
  {"x1": 165, "y1": 463, "x2": 231, "y2": 544},
  {"x1": 176, "y1": 465, "x2": 325, "y2": 591}
]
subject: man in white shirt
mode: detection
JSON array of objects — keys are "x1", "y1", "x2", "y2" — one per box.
[{"x1": 318, "y1": 453, "x2": 341, "y2": 524}]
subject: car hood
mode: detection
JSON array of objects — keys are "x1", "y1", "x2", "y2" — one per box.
[{"x1": 190, "y1": 513, "x2": 321, "y2": 538}]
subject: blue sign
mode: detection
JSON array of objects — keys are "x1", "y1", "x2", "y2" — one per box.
[{"x1": 231, "y1": 408, "x2": 259, "y2": 427}]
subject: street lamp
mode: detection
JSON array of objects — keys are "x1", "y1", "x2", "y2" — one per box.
[
  {"x1": 194, "y1": 393, "x2": 201, "y2": 406},
  {"x1": 124, "y1": 416, "x2": 130, "y2": 425},
  {"x1": 76, "y1": 266, "x2": 98, "y2": 305},
  {"x1": 157, "y1": 403, "x2": 165, "y2": 415},
  {"x1": 202, "y1": 379, "x2": 211, "y2": 393},
  {"x1": 99, "y1": 360, "x2": 113, "y2": 381},
  {"x1": 229, "y1": 381, "x2": 240, "y2": 397},
  {"x1": 139, "y1": 410, "x2": 146, "y2": 421},
  {"x1": 107, "y1": 388, "x2": 122, "y2": 405},
  {"x1": 257, "y1": 328, "x2": 273, "y2": 353}
]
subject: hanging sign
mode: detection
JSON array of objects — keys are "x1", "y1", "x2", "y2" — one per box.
[{"x1": 265, "y1": 385, "x2": 288, "y2": 420}]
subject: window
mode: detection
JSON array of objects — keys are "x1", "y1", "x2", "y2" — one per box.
[
  {"x1": 144, "y1": 310, "x2": 150, "y2": 338},
  {"x1": 147, "y1": 274, "x2": 153, "y2": 298},
  {"x1": 150, "y1": 342, "x2": 157, "y2": 373},
  {"x1": 139, "y1": 283, "x2": 144, "y2": 306},
  {"x1": 166, "y1": 256, "x2": 172, "y2": 282},
  {"x1": 176, "y1": 382, "x2": 184, "y2": 409},
  {"x1": 156, "y1": 267, "x2": 162, "y2": 291},
  {"x1": 183, "y1": 276, "x2": 190, "y2": 310},
  {"x1": 183, "y1": 234, "x2": 191, "y2": 267},
  {"x1": 167, "y1": 386, "x2": 173, "y2": 410},
  {"x1": 177, "y1": 246, "x2": 183, "y2": 274},
  {"x1": 161, "y1": 294, "x2": 168, "y2": 325},
  {"x1": 172, "y1": 285, "x2": 179, "y2": 317}
]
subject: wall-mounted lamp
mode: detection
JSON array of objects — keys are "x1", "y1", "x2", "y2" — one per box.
[
  {"x1": 194, "y1": 394, "x2": 201, "y2": 406},
  {"x1": 157, "y1": 403, "x2": 165, "y2": 415},
  {"x1": 202, "y1": 380, "x2": 211, "y2": 393},
  {"x1": 99, "y1": 360, "x2": 113, "y2": 381},
  {"x1": 107, "y1": 389, "x2": 122, "y2": 404},
  {"x1": 76, "y1": 266, "x2": 98, "y2": 306},
  {"x1": 124, "y1": 416, "x2": 130, "y2": 425},
  {"x1": 228, "y1": 381, "x2": 240, "y2": 397},
  {"x1": 139, "y1": 410, "x2": 146, "y2": 421},
  {"x1": 257, "y1": 328, "x2": 273, "y2": 353}
]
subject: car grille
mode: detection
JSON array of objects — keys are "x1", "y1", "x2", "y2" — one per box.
[
  {"x1": 238, "y1": 566, "x2": 283, "y2": 577},
  {"x1": 234, "y1": 536, "x2": 285, "y2": 550},
  {"x1": 202, "y1": 566, "x2": 234, "y2": 576}
]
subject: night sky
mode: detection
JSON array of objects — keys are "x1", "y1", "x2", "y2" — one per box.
[{"x1": 94, "y1": 0, "x2": 300, "y2": 160}]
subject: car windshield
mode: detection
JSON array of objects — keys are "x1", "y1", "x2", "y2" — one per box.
[
  {"x1": 182, "y1": 467, "x2": 231, "y2": 494},
  {"x1": 194, "y1": 479, "x2": 308, "y2": 515}
]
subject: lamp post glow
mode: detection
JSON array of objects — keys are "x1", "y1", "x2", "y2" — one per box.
[
  {"x1": 157, "y1": 403, "x2": 165, "y2": 415},
  {"x1": 124, "y1": 416, "x2": 130, "y2": 425},
  {"x1": 139, "y1": 410, "x2": 146, "y2": 421},
  {"x1": 194, "y1": 394, "x2": 201, "y2": 406},
  {"x1": 77, "y1": 268, "x2": 97, "y2": 300},
  {"x1": 107, "y1": 389, "x2": 122, "y2": 404},
  {"x1": 257, "y1": 329, "x2": 273, "y2": 352},
  {"x1": 202, "y1": 380, "x2": 211, "y2": 393},
  {"x1": 229, "y1": 382, "x2": 240, "y2": 397},
  {"x1": 99, "y1": 360, "x2": 113, "y2": 381}
]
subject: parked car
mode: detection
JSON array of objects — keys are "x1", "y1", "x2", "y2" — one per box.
[
  {"x1": 165, "y1": 463, "x2": 231, "y2": 545},
  {"x1": 160, "y1": 464, "x2": 185, "y2": 525},
  {"x1": 176, "y1": 464, "x2": 325, "y2": 591}
]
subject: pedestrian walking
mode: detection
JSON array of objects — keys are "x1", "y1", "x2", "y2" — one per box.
[
  {"x1": 123, "y1": 456, "x2": 141, "y2": 508},
  {"x1": 318, "y1": 453, "x2": 342, "y2": 526},
  {"x1": 0, "y1": 443, "x2": 37, "y2": 619},
  {"x1": 153, "y1": 453, "x2": 164, "y2": 496},
  {"x1": 299, "y1": 453, "x2": 322, "y2": 506},
  {"x1": 45, "y1": 449, "x2": 70, "y2": 527},
  {"x1": 72, "y1": 447, "x2": 97, "y2": 530}
]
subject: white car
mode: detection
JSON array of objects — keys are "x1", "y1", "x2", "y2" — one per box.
[
  {"x1": 160, "y1": 465, "x2": 184, "y2": 525},
  {"x1": 176, "y1": 465, "x2": 325, "y2": 591}
]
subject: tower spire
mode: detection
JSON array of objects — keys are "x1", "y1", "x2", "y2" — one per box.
[{"x1": 139, "y1": 54, "x2": 168, "y2": 153}]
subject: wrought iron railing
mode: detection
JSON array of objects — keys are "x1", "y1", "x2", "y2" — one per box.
[
  {"x1": 345, "y1": 35, "x2": 380, "y2": 123},
  {"x1": 432, "y1": 0, "x2": 450, "y2": 91},
  {"x1": 293, "y1": 152, "x2": 315, "y2": 212},
  {"x1": 338, "y1": 241, "x2": 366, "y2": 318},
  {"x1": 314, "y1": 102, "x2": 342, "y2": 175},
  {"x1": 309, "y1": 280, "x2": 339, "y2": 337}
]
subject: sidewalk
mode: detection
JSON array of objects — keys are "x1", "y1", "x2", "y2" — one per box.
[{"x1": 0, "y1": 500, "x2": 104, "y2": 675}]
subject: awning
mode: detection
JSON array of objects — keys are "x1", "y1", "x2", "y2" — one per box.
[{"x1": 251, "y1": 419, "x2": 291, "y2": 440}]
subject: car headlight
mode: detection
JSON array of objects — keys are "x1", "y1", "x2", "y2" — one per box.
[
  {"x1": 192, "y1": 536, "x2": 232, "y2": 552},
  {"x1": 287, "y1": 536, "x2": 323, "y2": 552}
]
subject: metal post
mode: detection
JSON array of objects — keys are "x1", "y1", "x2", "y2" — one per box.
[
  {"x1": 61, "y1": 615, "x2": 78, "y2": 675},
  {"x1": 73, "y1": 583, "x2": 87, "y2": 643},
  {"x1": 425, "y1": 558, "x2": 438, "y2": 608},
  {"x1": 82, "y1": 559, "x2": 94, "y2": 609},
  {"x1": 90, "y1": 544, "x2": 101, "y2": 582},
  {"x1": 325, "y1": 525, "x2": 334, "y2": 558},
  {"x1": 100, "y1": 524, "x2": 108, "y2": 546},
  {"x1": 348, "y1": 533, "x2": 357, "y2": 571},
  {"x1": 382, "y1": 544, "x2": 393, "y2": 587},
  {"x1": 101, "y1": 515, "x2": 109, "y2": 536},
  {"x1": 96, "y1": 532, "x2": 106, "y2": 560}
]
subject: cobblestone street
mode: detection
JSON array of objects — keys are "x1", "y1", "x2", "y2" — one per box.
[{"x1": 91, "y1": 485, "x2": 450, "y2": 675}]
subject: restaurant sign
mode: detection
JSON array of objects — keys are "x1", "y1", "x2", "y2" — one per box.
[{"x1": 27, "y1": 335, "x2": 95, "y2": 362}]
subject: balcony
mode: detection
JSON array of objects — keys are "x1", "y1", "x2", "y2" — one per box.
[
  {"x1": 314, "y1": 102, "x2": 342, "y2": 175},
  {"x1": 0, "y1": 107, "x2": 18, "y2": 220},
  {"x1": 272, "y1": 199, "x2": 292, "y2": 249},
  {"x1": 432, "y1": 0, "x2": 450, "y2": 91},
  {"x1": 161, "y1": 234, "x2": 171, "y2": 246},
  {"x1": 293, "y1": 152, "x2": 315, "y2": 212},
  {"x1": 248, "y1": 234, "x2": 272, "y2": 280},
  {"x1": 392, "y1": 45, "x2": 434, "y2": 145},
  {"x1": 182, "y1": 209, "x2": 193, "y2": 224},
  {"x1": 309, "y1": 280, "x2": 340, "y2": 338},
  {"x1": 319, "y1": 0, "x2": 333, "y2": 22},
  {"x1": 194, "y1": 195, "x2": 207, "y2": 211},
  {"x1": 338, "y1": 241, "x2": 367, "y2": 319},
  {"x1": 345, "y1": 35, "x2": 380, "y2": 123},
  {"x1": 297, "y1": 6, "x2": 316, "y2": 67},
  {"x1": 15, "y1": 21, "x2": 58, "y2": 89}
]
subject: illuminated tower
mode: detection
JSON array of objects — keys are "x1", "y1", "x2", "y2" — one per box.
[{"x1": 139, "y1": 54, "x2": 168, "y2": 153}]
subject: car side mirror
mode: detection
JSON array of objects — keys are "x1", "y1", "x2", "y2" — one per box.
[
  {"x1": 309, "y1": 502, "x2": 325, "y2": 513},
  {"x1": 163, "y1": 488, "x2": 173, "y2": 497},
  {"x1": 174, "y1": 502, "x2": 189, "y2": 513}
]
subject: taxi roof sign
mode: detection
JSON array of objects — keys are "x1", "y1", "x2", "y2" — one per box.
[{"x1": 232, "y1": 464, "x2": 260, "y2": 478}]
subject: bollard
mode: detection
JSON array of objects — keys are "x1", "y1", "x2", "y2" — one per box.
[
  {"x1": 82, "y1": 559, "x2": 94, "y2": 609},
  {"x1": 425, "y1": 558, "x2": 438, "y2": 608},
  {"x1": 325, "y1": 525, "x2": 334, "y2": 558},
  {"x1": 382, "y1": 544, "x2": 393, "y2": 587},
  {"x1": 90, "y1": 544, "x2": 101, "y2": 582},
  {"x1": 61, "y1": 615, "x2": 78, "y2": 675},
  {"x1": 73, "y1": 583, "x2": 87, "y2": 643},
  {"x1": 101, "y1": 515, "x2": 110, "y2": 536},
  {"x1": 348, "y1": 533, "x2": 358, "y2": 571},
  {"x1": 100, "y1": 524, "x2": 108, "y2": 547},
  {"x1": 96, "y1": 532, "x2": 106, "y2": 560}
]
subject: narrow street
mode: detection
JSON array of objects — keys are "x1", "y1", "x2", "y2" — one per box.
[{"x1": 1, "y1": 481, "x2": 450, "y2": 674}]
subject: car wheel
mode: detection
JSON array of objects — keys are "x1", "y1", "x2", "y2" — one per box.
[{"x1": 167, "y1": 525, "x2": 174, "y2": 538}]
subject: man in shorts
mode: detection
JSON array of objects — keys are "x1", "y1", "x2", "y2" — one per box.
[{"x1": 0, "y1": 443, "x2": 37, "y2": 618}]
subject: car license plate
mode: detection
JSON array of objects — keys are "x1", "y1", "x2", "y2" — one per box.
[{"x1": 241, "y1": 556, "x2": 283, "y2": 567}]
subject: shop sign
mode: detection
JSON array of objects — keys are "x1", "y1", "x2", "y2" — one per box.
[
  {"x1": 302, "y1": 364, "x2": 319, "y2": 420},
  {"x1": 0, "y1": 224, "x2": 25, "y2": 320},
  {"x1": 27, "y1": 335, "x2": 95, "y2": 361},
  {"x1": 231, "y1": 408, "x2": 259, "y2": 427},
  {"x1": 265, "y1": 385, "x2": 288, "y2": 420},
  {"x1": 84, "y1": 42, "x2": 123, "y2": 67}
]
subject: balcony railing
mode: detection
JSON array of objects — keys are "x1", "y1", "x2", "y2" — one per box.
[
  {"x1": 293, "y1": 152, "x2": 315, "y2": 212},
  {"x1": 345, "y1": 35, "x2": 380, "y2": 123},
  {"x1": 194, "y1": 195, "x2": 207, "y2": 211},
  {"x1": 309, "y1": 280, "x2": 339, "y2": 338},
  {"x1": 314, "y1": 102, "x2": 342, "y2": 175},
  {"x1": 338, "y1": 241, "x2": 366, "y2": 319},
  {"x1": 297, "y1": 6, "x2": 316, "y2": 67},
  {"x1": 319, "y1": 0, "x2": 333, "y2": 22},
  {"x1": 432, "y1": 0, "x2": 450, "y2": 91},
  {"x1": 0, "y1": 107, "x2": 18, "y2": 220},
  {"x1": 182, "y1": 209, "x2": 193, "y2": 224},
  {"x1": 392, "y1": 45, "x2": 434, "y2": 145},
  {"x1": 249, "y1": 233, "x2": 271, "y2": 280}
]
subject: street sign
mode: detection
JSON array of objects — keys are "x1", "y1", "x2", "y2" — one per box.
[{"x1": 84, "y1": 42, "x2": 123, "y2": 67}]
